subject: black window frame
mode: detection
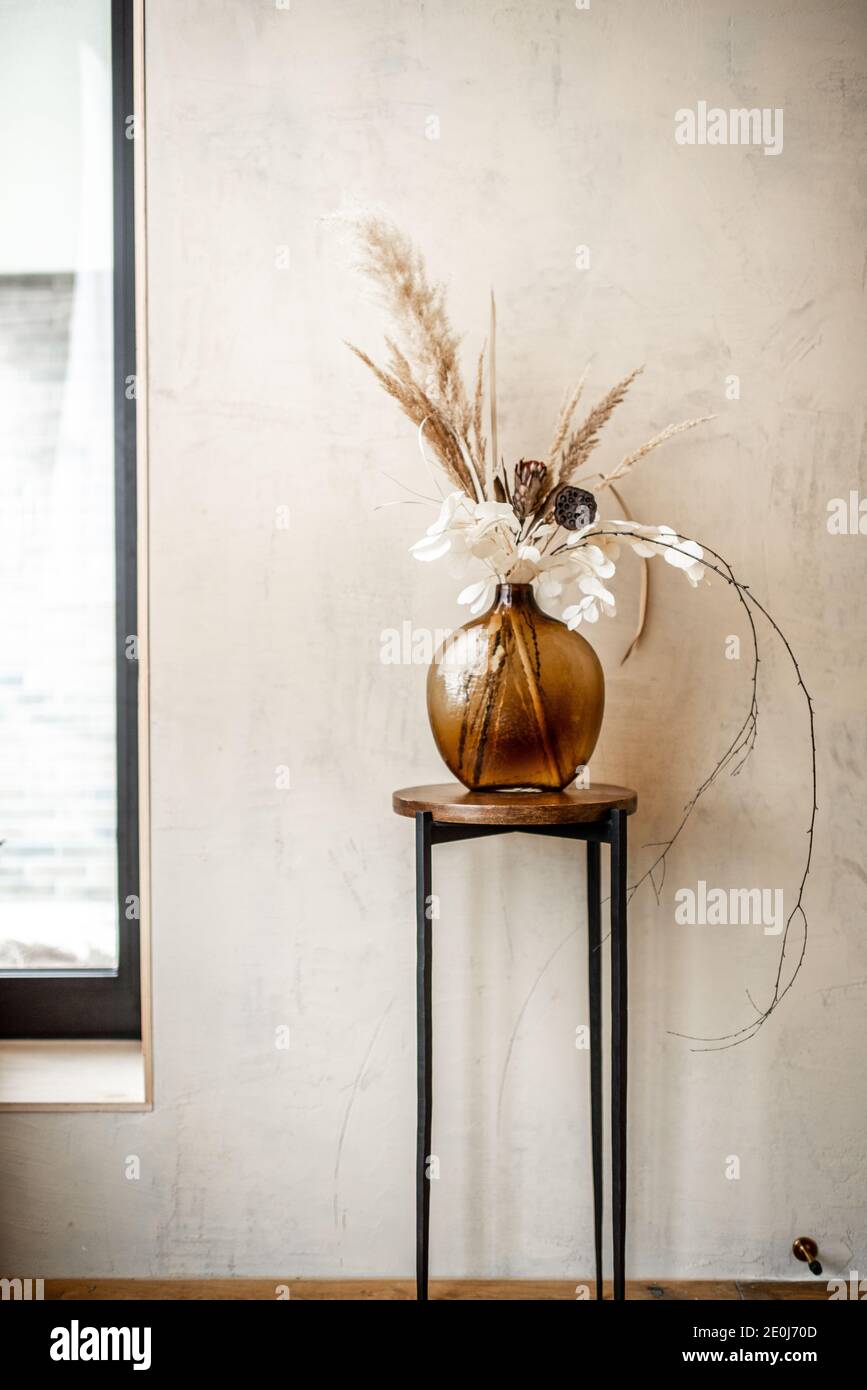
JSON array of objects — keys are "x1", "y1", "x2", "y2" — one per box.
[{"x1": 0, "y1": 0, "x2": 141, "y2": 1041}]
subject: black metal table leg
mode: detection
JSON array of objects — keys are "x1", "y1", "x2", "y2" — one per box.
[
  {"x1": 610, "y1": 808, "x2": 628, "y2": 1300},
  {"x1": 586, "y1": 838, "x2": 604, "y2": 1301},
  {"x1": 415, "y1": 811, "x2": 433, "y2": 1301},
  {"x1": 402, "y1": 794, "x2": 635, "y2": 1303}
]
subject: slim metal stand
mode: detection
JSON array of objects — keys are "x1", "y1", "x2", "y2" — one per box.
[{"x1": 413, "y1": 808, "x2": 630, "y2": 1301}]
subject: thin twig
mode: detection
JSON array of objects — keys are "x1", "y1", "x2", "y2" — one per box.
[
  {"x1": 592, "y1": 528, "x2": 815, "y2": 1051},
  {"x1": 489, "y1": 290, "x2": 498, "y2": 501}
]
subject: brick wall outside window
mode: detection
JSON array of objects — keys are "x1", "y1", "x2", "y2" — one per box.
[{"x1": 0, "y1": 272, "x2": 118, "y2": 968}]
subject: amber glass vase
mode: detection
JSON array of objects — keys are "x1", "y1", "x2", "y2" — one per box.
[{"x1": 427, "y1": 583, "x2": 605, "y2": 792}]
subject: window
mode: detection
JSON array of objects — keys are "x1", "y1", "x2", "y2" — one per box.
[{"x1": 0, "y1": 0, "x2": 140, "y2": 1039}]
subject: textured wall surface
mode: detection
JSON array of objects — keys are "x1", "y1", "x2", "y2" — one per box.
[{"x1": 2, "y1": 0, "x2": 866, "y2": 1280}]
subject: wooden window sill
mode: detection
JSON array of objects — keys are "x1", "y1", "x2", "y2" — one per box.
[{"x1": 0, "y1": 1040, "x2": 150, "y2": 1111}]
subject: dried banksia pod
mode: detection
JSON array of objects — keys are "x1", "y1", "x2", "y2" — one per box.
[
  {"x1": 512, "y1": 459, "x2": 547, "y2": 520},
  {"x1": 554, "y1": 485, "x2": 598, "y2": 531}
]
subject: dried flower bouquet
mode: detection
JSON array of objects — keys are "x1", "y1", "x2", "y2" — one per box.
[
  {"x1": 346, "y1": 215, "x2": 711, "y2": 640},
  {"x1": 344, "y1": 214, "x2": 817, "y2": 1049}
]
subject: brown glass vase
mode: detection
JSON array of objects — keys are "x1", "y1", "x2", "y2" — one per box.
[{"x1": 427, "y1": 583, "x2": 605, "y2": 791}]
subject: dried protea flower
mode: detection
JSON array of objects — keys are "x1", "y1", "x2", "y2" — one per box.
[
  {"x1": 554, "y1": 485, "x2": 598, "y2": 531},
  {"x1": 512, "y1": 459, "x2": 547, "y2": 520}
]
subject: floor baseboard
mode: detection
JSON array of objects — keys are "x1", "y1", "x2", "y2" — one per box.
[{"x1": 43, "y1": 1278, "x2": 829, "y2": 1301}]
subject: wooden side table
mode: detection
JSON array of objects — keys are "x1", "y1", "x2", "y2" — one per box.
[{"x1": 393, "y1": 782, "x2": 638, "y2": 1302}]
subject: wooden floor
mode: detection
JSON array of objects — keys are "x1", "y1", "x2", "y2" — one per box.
[{"x1": 46, "y1": 1278, "x2": 829, "y2": 1301}]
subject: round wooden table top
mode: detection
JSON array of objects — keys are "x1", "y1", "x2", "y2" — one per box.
[{"x1": 392, "y1": 782, "x2": 638, "y2": 826}]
